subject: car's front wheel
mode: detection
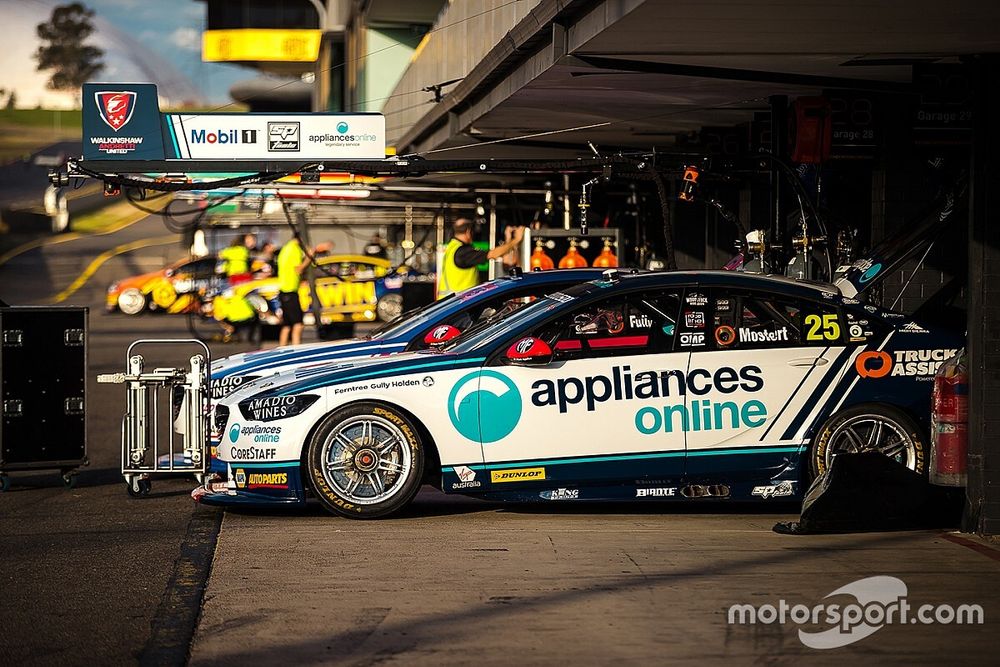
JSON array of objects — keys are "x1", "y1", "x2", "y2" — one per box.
[
  {"x1": 376, "y1": 293, "x2": 403, "y2": 322},
  {"x1": 306, "y1": 402, "x2": 424, "y2": 518},
  {"x1": 117, "y1": 288, "x2": 147, "y2": 315},
  {"x1": 810, "y1": 404, "x2": 926, "y2": 478}
]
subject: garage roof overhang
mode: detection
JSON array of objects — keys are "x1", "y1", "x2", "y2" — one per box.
[{"x1": 392, "y1": 0, "x2": 1000, "y2": 157}]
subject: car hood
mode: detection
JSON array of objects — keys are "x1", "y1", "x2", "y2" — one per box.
[
  {"x1": 111, "y1": 269, "x2": 165, "y2": 291},
  {"x1": 213, "y1": 338, "x2": 370, "y2": 375},
  {"x1": 834, "y1": 184, "x2": 965, "y2": 299},
  {"x1": 217, "y1": 350, "x2": 452, "y2": 407},
  {"x1": 210, "y1": 337, "x2": 401, "y2": 397}
]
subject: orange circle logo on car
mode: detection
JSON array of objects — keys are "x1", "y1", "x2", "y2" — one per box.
[
  {"x1": 855, "y1": 350, "x2": 892, "y2": 378},
  {"x1": 715, "y1": 325, "x2": 736, "y2": 346}
]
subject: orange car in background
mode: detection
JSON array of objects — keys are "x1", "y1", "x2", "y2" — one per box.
[{"x1": 106, "y1": 255, "x2": 224, "y2": 315}]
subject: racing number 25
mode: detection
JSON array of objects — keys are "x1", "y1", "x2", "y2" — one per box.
[{"x1": 805, "y1": 314, "x2": 841, "y2": 341}]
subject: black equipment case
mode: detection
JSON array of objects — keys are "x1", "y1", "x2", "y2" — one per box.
[{"x1": 0, "y1": 306, "x2": 88, "y2": 488}]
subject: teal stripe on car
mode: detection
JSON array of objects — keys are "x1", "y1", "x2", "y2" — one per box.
[
  {"x1": 227, "y1": 461, "x2": 299, "y2": 468},
  {"x1": 450, "y1": 445, "x2": 805, "y2": 471}
]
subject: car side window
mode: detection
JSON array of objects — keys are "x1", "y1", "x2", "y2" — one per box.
[
  {"x1": 704, "y1": 290, "x2": 829, "y2": 350},
  {"x1": 192, "y1": 259, "x2": 218, "y2": 278},
  {"x1": 410, "y1": 285, "x2": 566, "y2": 351},
  {"x1": 735, "y1": 293, "x2": 802, "y2": 349},
  {"x1": 531, "y1": 290, "x2": 681, "y2": 359}
]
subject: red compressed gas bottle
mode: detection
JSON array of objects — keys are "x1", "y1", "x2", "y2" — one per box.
[
  {"x1": 530, "y1": 240, "x2": 555, "y2": 270},
  {"x1": 593, "y1": 238, "x2": 618, "y2": 268},
  {"x1": 558, "y1": 240, "x2": 589, "y2": 268},
  {"x1": 930, "y1": 349, "x2": 968, "y2": 487}
]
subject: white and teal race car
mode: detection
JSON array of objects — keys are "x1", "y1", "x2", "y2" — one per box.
[{"x1": 195, "y1": 269, "x2": 962, "y2": 518}]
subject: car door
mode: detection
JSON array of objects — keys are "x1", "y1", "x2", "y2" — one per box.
[
  {"x1": 478, "y1": 287, "x2": 686, "y2": 488},
  {"x1": 684, "y1": 286, "x2": 847, "y2": 481}
]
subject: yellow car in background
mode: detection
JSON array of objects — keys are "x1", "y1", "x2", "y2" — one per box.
[
  {"x1": 211, "y1": 254, "x2": 406, "y2": 328},
  {"x1": 106, "y1": 256, "x2": 223, "y2": 315}
]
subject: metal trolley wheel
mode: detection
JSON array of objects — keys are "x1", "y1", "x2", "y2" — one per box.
[
  {"x1": 307, "y1": 402, "x2": 425, "y2": 518},
  {"x1": 812, "y1": 405, "x2": 925, "y2": 478},
  {"x1": 126, "y1": 475, "x2": 152, "y2": 498}
]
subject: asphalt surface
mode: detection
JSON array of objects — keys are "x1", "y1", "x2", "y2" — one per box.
[
  {"x1": 3, "y1": 212, "x2": 1000, "y2": 664},
  {"x1": 0, "y1": 211, "x2": 254, "y2": 665}
]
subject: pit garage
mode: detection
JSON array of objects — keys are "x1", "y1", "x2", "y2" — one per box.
[{"x1": 2, "y1": 1, "x2": 1000, "y2": 664}]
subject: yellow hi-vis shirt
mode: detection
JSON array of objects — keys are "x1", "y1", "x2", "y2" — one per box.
[
  {"x1": 219, "y1": 245, "x2": 250, "y2": 276},
  {"x1": 438, "y1": 238, "x2": 479, "y2": 298},
  {"x1": 224, "y1": 294, "x2": 257, "y2": 323},
  {"x1": 277, "y1": 240, "x2": 305, "y2": 293}
]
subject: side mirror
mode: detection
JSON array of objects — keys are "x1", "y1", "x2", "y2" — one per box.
[
  {"x1": 506, "y1": 337, "x2": 553, "y2": 366},
  {"x1": 424, "y1": 324, "x2": 461, "y2": 346}
]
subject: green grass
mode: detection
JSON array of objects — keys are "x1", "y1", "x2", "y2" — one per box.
[
  {"x1": 70, "y1": 199, "x2": 161, "y2": 234},
  {"x1": 0, "y1": 108, "x2": 82, "y2": 163},
  {"x1": 0, "y1": 108, "x2": 82, "y2": 128}
]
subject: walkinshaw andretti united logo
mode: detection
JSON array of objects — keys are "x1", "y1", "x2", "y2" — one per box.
[{"x1": 96, "y1": 91, "x2": 137, "y2": 131}]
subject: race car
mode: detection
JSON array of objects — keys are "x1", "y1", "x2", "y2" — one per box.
[
  {"x1": 106, "y1": 255, "x2": 225, "y2": 315},
  {"x1": 197, "y1": 269, "x2": 963, "y2": 518},
  {"x1": 202, "y1": 268, "x2": 614, "y2": 468},
  {"x1": 210, "y1": 267, "x2": 613, "y2": 399},
  {"x1": 210, "y1": 254, "x2": 406, "y2": 327}
]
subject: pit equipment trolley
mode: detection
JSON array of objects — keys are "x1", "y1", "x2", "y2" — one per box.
[{"x1": 97, "y1": 339, "x2": 210, "y2": 496}]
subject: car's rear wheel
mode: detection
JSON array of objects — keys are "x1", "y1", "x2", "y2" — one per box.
[
  {"x1": 376, "y1": 293, "x2": 403, "y2": 322},
  {"x1": 306, "y1": 402, "x2": 424, "y2": 518},
  {"x1": 810, "y1": 404, "x2": 926, "y2": 478},
  {"x1": 117, "y1": 288, "x2": 147, "y2": 315}
]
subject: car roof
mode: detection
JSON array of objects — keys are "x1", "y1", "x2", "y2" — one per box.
[
  {"x1": 504, "y1": 267, "x2": 620, "y2": 283},
  {"x1": 601, "y1": 269, "x2": 839, "y2": 300}
]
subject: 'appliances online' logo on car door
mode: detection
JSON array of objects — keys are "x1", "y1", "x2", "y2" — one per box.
[{"x1": 448, "y1": 371, "x2": 522, "y2": 443}]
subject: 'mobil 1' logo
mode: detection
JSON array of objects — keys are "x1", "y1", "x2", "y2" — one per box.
[{"x1": 448, "y1": 371, "x2": 521, "y2": 443}]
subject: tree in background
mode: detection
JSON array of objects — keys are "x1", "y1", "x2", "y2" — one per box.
[{"x1": 34, "y1": 3, "x2": 104, "y2": 105}]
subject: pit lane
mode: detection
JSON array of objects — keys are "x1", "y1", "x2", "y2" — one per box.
[{"x1": 1, "y1": 213, "x2": 999, "y2": 664}]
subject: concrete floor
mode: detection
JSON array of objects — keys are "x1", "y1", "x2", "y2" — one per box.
[
  {"x1": 190, "y1": 493, "x2": 1000, "y2": 665},
  {"x1": 3, "y1": 212, "x2": 1000, "y2": 665}
]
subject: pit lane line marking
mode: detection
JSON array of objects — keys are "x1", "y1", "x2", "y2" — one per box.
[
  {"x1": 140, "y1": 506, "x2": 223, "y2": 667},
  {"x1": 0, "y1": 206, "x2": 154, "y2": 268},
  {"x1": 49, "y1": 234, "x2": 177, "y2": 303},
  {"x1": 942, "y1": 533, "x2": 1000, "y2": 563}
]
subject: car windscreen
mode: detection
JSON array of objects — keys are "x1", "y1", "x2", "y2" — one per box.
[
  {"x1": 366, "y1": 294, "x2": 458, "y2": 340},
  {"x1": 445, "y1": 281, "x2": 605, "y2": 353}
]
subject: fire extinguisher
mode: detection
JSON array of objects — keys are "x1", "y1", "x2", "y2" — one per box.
[{"x1": 930, "y1": 349, "x2": 968, "y2": 487}]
